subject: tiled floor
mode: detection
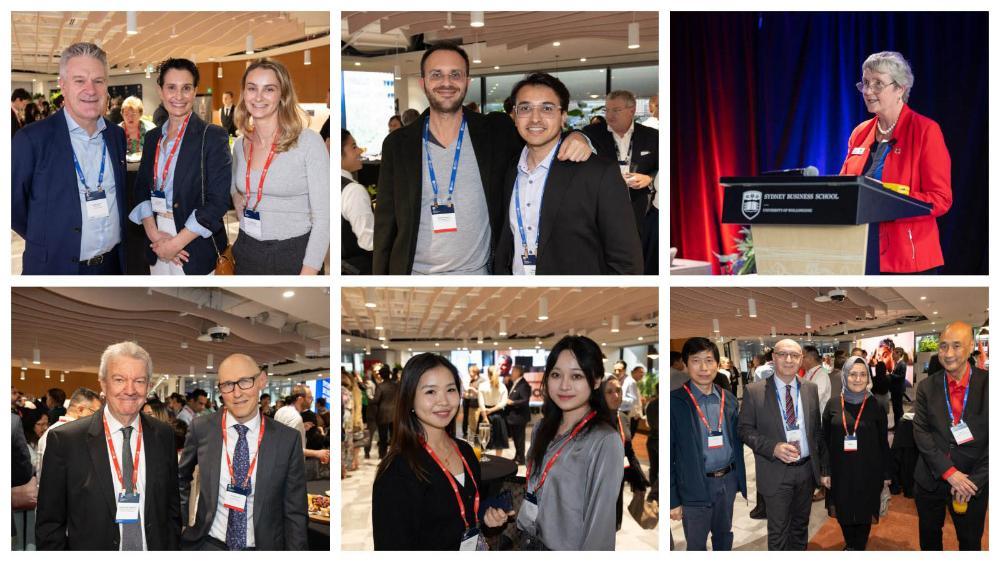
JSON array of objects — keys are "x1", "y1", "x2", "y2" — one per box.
[{"x1": 341, "y1": 423, "x2": 659, "y2": 550}]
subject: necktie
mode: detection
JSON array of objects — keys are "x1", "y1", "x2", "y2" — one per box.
[
  {"x1": 226, "y1": 424, "x2": 251, "y2": 550},
  {"x1": 784, "y1": 384, "x2": 801, "y2": 452},
  {"x1": 120, "y1": 426, "x2": 143, "y2": 550}
]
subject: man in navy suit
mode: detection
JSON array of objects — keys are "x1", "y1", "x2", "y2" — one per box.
[{"x1": 12, "y1": 42, "x2": 127, "y2": 274}]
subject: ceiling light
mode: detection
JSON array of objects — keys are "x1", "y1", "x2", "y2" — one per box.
[
  {"x1": 126, "y1": 11, "x2": 138, "y2": 35},
  {"x1": 805, "y1": 313, "x2": 812, "y2": 329},
  {"x1": 471, "y1": 43, "x2": 482, "y2": 64},
  {"x1": 771, "y1": 326, "x2": 777, "y2": 337},
  {"x1": 637, "y1": 336, "x2": 644, "y2": 341},
  {"x1": 470, "y1": 11, "x2": 485, "y2": 28},
  {"x1": 498, "y1": 318, "x2": 507, "y2": 337},
  {"x1": 580, "y1": 57, "x2": 587, "y2": 62},
  {"x1": 180, "y1": 341, "x2": 188, "y2": 349},
  {"x1": 190, "y1": 366, "x2": 195, "y2": 376},
  {"x1": 477, "y1": 331, "x2": 484, "y2": 344},
  {"x1": 611, "y1": 315, "x2": 620, "y2": 333},
  {"x1": 217, "y1": 65, "x2": 223, "y2": 79},
  {"x1": 712, "y1": 319, "x2": 720, "y2": 333},
  {"x1": 552, "y1": 41, "x2": 561, "y2": 47},
  {"x1": 282, "y1": 290, "x2": 295, "y2": 298},
  {"x1": 304, "y1": 49, "x2": 312, "y2": 66},
  {"x1": 207, "y1": 353, "x2": 214, "y2": 370},
  {"x1": 364, "y1": 288, "x2": 377, "y2": 308},
  {"x1": 33, "y1": 347, "x2": 40, "y2": 365},
  {"x1": 791, "y1": 301, "x2": 798, "y2": 309},
  {"x1": 493, "y1": 65, "x2": 500, "y2": 70},
  {"x1": 60, "y1": 372, "x2": 65, "y2": 383},
  {"x1": 933, "y1": 311, "x2": 939, "y2": 315},
  {"x1": 345, "y1": 337, "x2": 351, "y2": 342},
  {"x1": 538, "y1": 297, "x2": 549, "y2": 321},
  {"x1": 443, "y1": 12, "x2": 456, "y2": 30},
  {"x1": 170, "y1": 25, "x2": 178, "y2": 38},
  {"x1": 20, "y1": 359, "x2": 27, "y2": 371},
  {"x1": 748, "y1": 297, "x2": 757, "y2": 318},
  {"x1": 245, "y1": 34, "x2": 255, "y2": 55},
  {"x1": 394, "y1": 65, "x2": 401, "y2": 81},
  {"x1": 45, "y1": 369, "x2": 51, "y2": 380},
  {"x1": 920, "y1": 296, "x2": 927, "y2": 300},
  {"x1": 627, "y1": 21, "x2": 640, "y2": 49},
  {"x1": 374, "y1": 317, "x2": 384, "y2": 331}
]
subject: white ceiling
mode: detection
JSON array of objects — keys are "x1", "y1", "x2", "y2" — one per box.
[
  {"x1": 11, "y1": 11, "x2": 330, "y2": 76},
  {"x1": 341, "y1": 287, "x2": 658, "y2": 353},
  {"x1": 12, "y1": 287, "x2": 330, "y2": 378},
  {"x1": 670, "y1": 287, "x2": 988, "y2": 340}
]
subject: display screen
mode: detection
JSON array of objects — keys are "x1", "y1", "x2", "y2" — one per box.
[
  {"x1": 341, "y1": 71, "x2": 396, "y2": 159},
  {"x1": 854, "y1": 332, "x2": 915, "y2": 386}
]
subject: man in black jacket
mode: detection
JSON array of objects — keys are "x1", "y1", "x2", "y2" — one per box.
[{"x1": 504, "y1": 365, "x2": 531, "y2": 464}]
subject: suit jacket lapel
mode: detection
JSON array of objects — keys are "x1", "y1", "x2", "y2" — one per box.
[
  {"x1": 403, "y1": 116, "x2": 425, "y2": 245},
  {"x1": 140, "y1": 414, "x2": 160, "y2": 521},
  {"x1": 251, "y1": 415, "x2": 279, "y2": 531},
  {"x1": 88, "y1": 411, "x2": 119, "y2": 519},
  {"x1": 465, "y1": 112, "x2": 490, "y2": 195},
  {"x1": 172, "y1": 115, "x2": 203, "y2": 208},
  {"x1": 763, "y1": 376, "x2": 785, "y2": 434},
  {"x1": 537, "y1": 160, "x2": 573, "y2": 260}
]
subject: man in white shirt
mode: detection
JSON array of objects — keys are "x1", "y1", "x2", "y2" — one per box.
[
  {"x1": 621, "y1": 366, "x2": 644, "y2": 436},
  {"x1": 37, "y1": 386, "x2": 102, "y2": 476},
  {"x1": 800, "y1": 345, "x2": 831, "y2": 502},
  {"x1": 274, "y1": 384, "x2": 330, "y2": 464},
  {"x1": 341, "y1": 128, "x2": 374, "y2": 274}
]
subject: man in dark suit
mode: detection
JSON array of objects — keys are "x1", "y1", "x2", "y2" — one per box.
[
  {"x1": 493, "y1": 72, "x2": 642, "y2": 275},
  {"x1": 179, "y1": 353, "x2": 308, "y2": 550},
  {"x1": 12, "y1": 42, "x2": 127, "y2": 274},
  {"x1": 11, "y1": 88, "x2": 31, "y2": 137},
  {"x1": 219, "y1": 91, "x2": 237, "y2": 137},
  {"x1": 373, "y1": 43, "x2": 592, "y2": 275},
  {"x1": 912, "y1": 321, "x2": 988, "y2": 550},
  {"x1": 504, "y1": 365, "x2": 532, "y2": 464},
  {"x1": 36, "y1": 342, "x2": 180, "y2": 550},
  {"x1": 739, "y1": 338, "x2": 823, "y2": 550}
]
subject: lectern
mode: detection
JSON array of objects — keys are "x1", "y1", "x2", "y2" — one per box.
[{"x1": 721, "y1": 175, "x2": 932, "y2": 274}]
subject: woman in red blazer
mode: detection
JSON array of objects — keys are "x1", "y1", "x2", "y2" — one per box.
[{"x1": 839, "y1": 51, "x2": 952, "y2": 274}]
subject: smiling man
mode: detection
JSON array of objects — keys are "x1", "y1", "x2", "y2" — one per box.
[
  {"x1": 178, "y1": 353, "x2": 307, "y2": 550},
  {"x1": 493, "y1": 73, "x2": 642, "y2": 275},
  {"x1": 13, "y1": 42, "x2": 128, "y2": 274}
]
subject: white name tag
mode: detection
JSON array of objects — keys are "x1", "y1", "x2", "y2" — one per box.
[
  {"x1": 852, "y1": 147, "x2": 866, "y2": 155},
  {"x1": 85, "y1": 190, "x2": 110, "y2": 220},
  {"x1": 786, "y1": 428, "x2": 802, "y2": 443},
  {"x1": 151, "y1": 190, "x2": 168, "y2": 214},
  {"x1": 707, "y1": 431, "x2": 724, "y2": 449},
  {"x1": 431, "y1": 204, "x2": 458, "y2": 233},
  {"x1": 243, "y1": 209, "x2": 263, "y2": 239},
  {"x1": 951, "y1": 421, "x2": 974, "y2": 445},
  {"x1": 223, "y1": 484, "x2": 249, "y2": 512},
  {"x1": 844, "y1": 436, "x2": 858, "y2": 452},
  {"x1": 459, "y1": 527, "x2": 486, "y2": 551},
  {"x1": 115, "y1": 492, "x2": 141, "y2": 523}
]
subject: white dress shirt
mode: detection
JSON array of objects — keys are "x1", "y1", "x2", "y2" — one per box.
[
  {"x1": 177, "y1": 405, "x2": 194, "y2": 425},
  {"x1": 509, "y1": 144, "x2": 558, "y2": 275},
  {"x1": 609, "y1": 121, "x2": 636, "y2": 174},
  {"x1": 620, "y1": 375, "x2": 641, "y2": 417},
  {"x1": 477, "y1": 381, "x2": 509, "y2": 410},
  {"x1": 209, "y1": 410, "x2": 261, "y2": 547},
  {"x1": 274, "y1": 404, "x2": 306, "y2": 450},
  {"x1": 802, "y1": 365, "x2": 832, "y2": 416},
  {"x1": 340, "y1": 169, "x2": 374, "y2": 251},
  {"x1": 37, "y1": 414, "x2": 76, "y2": 477},
  {"x1": 103, "y1": 406, "x2": 148, "y2": 550}
]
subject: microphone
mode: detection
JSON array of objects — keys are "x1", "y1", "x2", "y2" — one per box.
[{"x1": 762, "y1": 165, "x2": 819, "y2": 177}]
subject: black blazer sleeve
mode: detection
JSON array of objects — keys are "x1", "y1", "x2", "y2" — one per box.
[
  {"x1": 372, "y1": 132, "x2": 399, "y2": 275},
  {"x1": 372, "y1": 456, "x2": 421, "y2": 549},
  {"x1": 133, "y1": 128, "x2": 160, "y2": 211},
  {"x1": 283, "y1": 425, "x2": 309, "y2": 550},
  {"x1": 820, "y1": 397, "x2": 834, "y2": 477},
  {"x1": 177, "y1": 413, "x2": 200, "y2": 529},
  {"x1": 191, "y1": 124, "x2": 232, "y2": 235},
  {"x1": 595, "y1": 161, "x2": 643, "y2": 274},
  {"x1": 912, "y1": 376, "x2": 952, "y2": 480},
  {"x1": 11, "y1": 413, "x2": 33, "y2": 486},
  {"x1": 739, "y1": 383, "x2": 780, "y2": 460},
  {"x1": 35, "y1": 425, "x2": 70, "y2": 549},
  {"x1": 159, "y1": 420, "x2": 182, "y2": 549}
]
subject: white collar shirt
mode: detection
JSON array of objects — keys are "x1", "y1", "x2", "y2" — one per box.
[
  {"x1": 103, "y1": 406, "x2": 147, "y2": 550},
  {"x1": 608, "y1": 121, "x2": 635, "y2": 172},
  {"x1": 509, "y1": 143, "x2": 559, "y2": 275},
  {"x1": 210, "y1": 410, "x2": 262, "y2": 547}
]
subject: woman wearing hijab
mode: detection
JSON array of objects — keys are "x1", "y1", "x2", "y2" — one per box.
[{"x1": 819, "y1": 356, "x2": 892, "y2": 550}]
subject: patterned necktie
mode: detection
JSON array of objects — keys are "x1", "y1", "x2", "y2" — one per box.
[
  {"x1": 226, "y1": 424, "x2": 251, "y2": 550},
  {"x1": 784, "y1": 384, "x2": 801, "y2": 452},
  {"x1": 120, "y1": 426, "x2": 143, "y2": 550}
]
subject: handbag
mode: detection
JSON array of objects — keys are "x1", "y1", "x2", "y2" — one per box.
[
  {"x1": 199, "y1": 125, "x2": 235, "y2": 274},
  {"x1": 627, "y1": 489, "x2": 659, "y2": 530}
]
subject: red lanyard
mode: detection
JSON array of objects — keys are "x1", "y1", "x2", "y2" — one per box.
[
  {"x1": 616, "y1": 417, "x2": 626, "y2": 444},
  {"x1": 683, "y1": 382, "x2": 725, "y2": 433},
  {"x1": 244, "y1": 131, "x2": 279, "y2": 212},
  {"x1": 841, "y1": 394, "x2": 868, "y2": 437},
  {"x1": 527, "y1": 410, "x2": 597, "y2": 494},
  {"x1": 102, "y1": 414, "x2": 142, "y2": 490},
  {"x1": 152, "y1": 113, "x2": 191, "y2": 192},
  {"x1": 222, "y1": 409, "x2": 266, "y2": 489},
  {"x1": 421, "y1": 437, "x2": 480, "y2": 530}
]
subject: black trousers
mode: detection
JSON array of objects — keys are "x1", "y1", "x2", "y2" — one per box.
[
  {"x1": 508, "y1": 421, "x2": 526, "y2": 463},
  {"x1": 839, "y1": 521, "x2": 872, "y2": 550},
  {"x1": 647, "y1": 436, "x2": 658, "y2": 500},
  {"x1": 890, "y1": 388, "x2": 904, "y2": 429},
  {"x1": 461, "y1": 400, "x2": 471, "y2": 437},
  {"x1": 915, "y1": 480, "x2": 988, "y2": 550},
  {"x1": 763, "y1": 462, "x2": 814, "y2": 550},
  {"x1": 630, "y1": 416, "x2": 641, "y2": 439},
  {"x1": 377, "y1": 422, "x2": 392, "y2": 459}
]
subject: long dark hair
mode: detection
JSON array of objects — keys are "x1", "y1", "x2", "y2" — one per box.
[
  {"x1": 528, "y1": 335, "x2": 615, "y2": 475},
  {"x1": 375, "y1": 353, "x2": 462, "y2": 482}
]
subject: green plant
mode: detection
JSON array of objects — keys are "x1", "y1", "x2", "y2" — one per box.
[
  {"x1": 639, "y1": 371, "x2": 658, "y2": 398},
  {"x1": 714, "y1": 227, "x2": 756, "y2": 275},
  {"x1": 917, "y1": 336, "x2": 939, "y2": 352}
]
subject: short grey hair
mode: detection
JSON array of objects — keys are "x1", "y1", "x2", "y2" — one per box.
[
  {"x1": 59, "y1": 42, "x2": 109, "y2": 79},
  {"x1": 862, "y1": 51, "x2": 914, "y2": 103},
  {"x1": 607, "y1": 90, "x2": 636, "y2": 107},
  {"x1": 98, "y1": 341, "x2": 153, "y2": 381}
]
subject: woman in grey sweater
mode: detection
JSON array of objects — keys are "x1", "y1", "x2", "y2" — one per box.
[
  {"x1": 518, "y1": 335, "x2": 624, "y2": 550},
  {"x1": 231, "y1": 59, "x2": 329, "y2": 275}
]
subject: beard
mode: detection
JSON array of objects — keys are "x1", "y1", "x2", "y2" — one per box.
[{"x1": 424, "y1": 84, "x2": 467, "y2": 114}]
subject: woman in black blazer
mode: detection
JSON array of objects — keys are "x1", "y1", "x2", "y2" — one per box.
[
  {"x1": 130, "y1": 58, "x2": 231, "y2": 275},
  {"x1": 372, "y1": 354, "x2": 512, "y2": 550}
]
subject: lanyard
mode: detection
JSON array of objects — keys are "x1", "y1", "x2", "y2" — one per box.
[
  {"x1": 222, "y1": 409, "x2": 266, "y2": 490},
  {"x1": 71, "y1": 140, "x2": 107, "y2": 192},
  {"x1": 513, "y1": 141, "x2": 560, "y2": 258},
  {"x1": 683, "y1": 382, "x2": 725, "y2": 433},
  {"x1": 527, "y1": 410, "x2": 597, "y2": 494},
  {"x1": 774, "y1": 378, "x2": 801, "y2": 430},
  {"x1": 616, "y1": 416, "x2": 626, "y2": 444},
  {"x1": 840, "y1": 394, "x2": 868, "y2": 438},
  {"x1": 613, "y1": 130, "x2": 633, "y2": 167},
  {"x1": 244, "y1": 131, "x2": 279, "y2": 212},
  {"x1": 102, "y1": 414, "x2": 142, "y2": 491},
  {"x1": 423, "y1": 115, "x2": 466, "y2": 205},
  {"x1": 420, "y1": 437, "x2": 480, "y2": 530},
  {"x1": 153, "y1": 113, "x2": 191, "y2": 192},
  {"x1": 944, "y1": 365, "x2": 972, "y2": 426}
]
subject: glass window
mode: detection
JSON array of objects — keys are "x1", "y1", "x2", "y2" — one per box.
[
  {"x1": 468, "y1": 76, "x2": 482, "y2": 110},
  {"x1": 610, "y1": 65, "x2": 658, "y2": 121},
  {"x1": 482, "y1": 73, "x2": 526, "y2": 113},
  {"x1": 550, "y1": 68, "x2": 608, "y2": 130}
]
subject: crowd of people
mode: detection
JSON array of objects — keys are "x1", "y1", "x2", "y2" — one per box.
[
  {"x1": 12, "y1": 41, "x2": 329, "y2": 275},
  {"x1": 11, "y1": 341, "x2": 331, "y2": 550},
  {"x1": 346, "y1": 335, "x2": 659, "y2": 550},
  {"x1": 341, "y1": 42, "x2": 659, "y2": 276},
  {"x1": 11, "y1": 89, "x2": 63, "y2": 136},
  {"x1": 670, "y1": 321, "x2": 988, "y2": 551}
]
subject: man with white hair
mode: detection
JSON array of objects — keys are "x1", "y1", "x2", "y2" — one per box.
[
  {"x1": 13, "y1": 41, "x2": 128, "y2": 274},
  {"x1": 36, "y1": 341, "x2": 180, "y2": 549}
]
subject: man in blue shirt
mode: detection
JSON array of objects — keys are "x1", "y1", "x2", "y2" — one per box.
[
  {"x1": 12, "y1": 42, "x2": 127, "y2": 274},
  {"x1": 670, "y1": 337, "x2": 746, "y2": 550}
]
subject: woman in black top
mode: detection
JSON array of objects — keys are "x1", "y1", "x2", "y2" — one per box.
[
  {"x1": 372, "y1": 354, "x2": 511, "y2": 550},
  {"x1": 820, "y1": 356, "x2": 891, "y2": 550}
]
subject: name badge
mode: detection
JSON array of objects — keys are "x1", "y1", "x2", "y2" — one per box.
[
  {"x1": 521, "y1": 253, "x2": 537, "y2": 276},
  {"x1": 516, "y1": 491, "x2": 539, "y2": 534},
  {"x1": 786, "y1": 427, "x2": 802, "y2": 453},
  {"x1": 459, "y1": 526, "x2": 487, "y2": 551},
  {"x1": 951, "y1": 421, "x2": 974, "y2": 445},
  {"x1": 243, "y1": 209, "x2": 263, "y2": 239},
  {"x1": 85, "y1": 190, "x2": 110, "y2": 220},
  {"x1": 852, "y1": 147, "x2": 866, "y2": 155},
  {"x1": 431, "y1": 203, "x2": 458, "y2": 233},
  {"x1": 707, "y1": 431, "x2": 724, "y2": 449},
  {"x1": 151, "y1": 190, "x2": 168, "y2": 214},
  {"x1": 115, "y1": 492, "x2": 141, "y2": 523},
  {"x1": 223, "y1": 484, "x2": 250, "y2": 512},
  {"x1": 844, "y1": 435, "x2": 858, "y2": 452}
]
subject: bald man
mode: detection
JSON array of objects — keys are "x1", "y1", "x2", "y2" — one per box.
[
  {"x1": 739, "y1": 339, "x2": 823, "y2": 550},
  {"x1": 178, "y1": 354, "x2": 307, "y2": 550},
  {"x1": 912, "y1": 321, "x2": 988, "y2": 550}
]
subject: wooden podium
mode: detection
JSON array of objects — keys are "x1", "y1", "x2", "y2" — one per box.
[{"x1": 721, "y1": 176, "x2": 932, "y2": 274}]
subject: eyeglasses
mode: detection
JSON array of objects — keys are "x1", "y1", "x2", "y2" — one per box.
[
  {"x1": 856, "y1": 79, "x2": 898, "y2": 94},
  {"x1": 218, "y1": 372, "x2": 260, "y2": 394},
  {"x1": 774, "y1": 351, "x2": 802, "y2": 361},
  {"x1": 847, "y1": 371, "x2": 869, "y2": 379},
  {"x1": 424, "y1": 70, "x2": 466, "y2": 83},
  {"x1": 514, "y1": 103, "x2": 562, "y2": 118}
]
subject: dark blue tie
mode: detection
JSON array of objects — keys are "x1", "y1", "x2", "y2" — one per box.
[{"x1": 225, "y1": 424, "x2": 250, "y2": 550}]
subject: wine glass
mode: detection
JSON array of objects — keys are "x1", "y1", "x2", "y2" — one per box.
[{"x1": 478, "y1": 423, "x2": 492, "y2": 463}]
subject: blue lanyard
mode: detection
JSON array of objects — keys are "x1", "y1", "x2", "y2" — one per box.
[
  {"x1": 943, "y1": 367, "x2": 971, "y2": 426},
  {"x1": 513, "y1": 141, "x2": 560, "y2": 258},
  {"x1": 423, "y1": 115, "x2": 466, "y2": 205},
  {"x1": 71, "y1": 140, "x2": 107, "y2": 192},
  {"x1": 774, "y1": 378, "x2": 801, "y2": 429}
]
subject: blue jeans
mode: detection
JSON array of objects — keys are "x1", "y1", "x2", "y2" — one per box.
[{"x1": 681, "y1": 469, "x2": 738, "y2": 550}]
